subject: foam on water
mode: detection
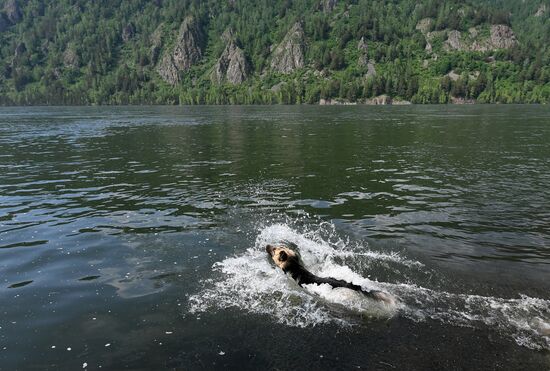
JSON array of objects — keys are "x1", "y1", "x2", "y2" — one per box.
[{"x1": 188, "y1": 223, "x2": 550, "y2": 350}]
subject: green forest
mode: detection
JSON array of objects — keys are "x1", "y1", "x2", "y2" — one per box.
[{"x1": 0, "y1": 0, "x2": 549, "y2": 105}]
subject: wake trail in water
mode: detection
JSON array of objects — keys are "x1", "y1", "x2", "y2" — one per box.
[{"x1": 188, "y1": 223, "x2": 550, "y2": 351}]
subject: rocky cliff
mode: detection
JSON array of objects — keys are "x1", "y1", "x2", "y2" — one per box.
[
  {"x1": 357, "y1": 36, "x2": 368, "y2": 66},
  {"x1": 488, "y1": 25, "x2": 517, "y2": 50},
  {"x1": 357, "y1": 36, "x2": 376, "y2": 77},
  {"x1": 0, "y1": 0, "x2": 547, "y2": 105},
  {"x1": 212, "y1": 34, "x2": 250, "y2": 85},
  {"x1": 439, "y1": 24, "x2": 518, "y2": 52},
  {"x1": 366, "y1": 61, "x2": 376, "y2": 78},
  {"x1": 443, "y1": 30, "x2": 466, "y2": 51},
  {"x1": 417, "y1": 16, "x2": 519, "y2": 54},
  {"x1": 157, "y1": 17, "x2": 204, "y2": 85},
  {"x1": 270, "y1": 22, "x2": 305, "y2": 74}
]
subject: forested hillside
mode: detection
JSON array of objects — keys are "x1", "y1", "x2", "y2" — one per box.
[{"x1": 0, "y1": 0, "x2": 549, "y2": 105}]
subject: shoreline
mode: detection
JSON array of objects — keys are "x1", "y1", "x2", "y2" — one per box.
[{"x1": 0, "y1": 102, "x2": 547, "y2": 107}]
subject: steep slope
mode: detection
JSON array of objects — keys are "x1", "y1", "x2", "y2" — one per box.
[
  {"x1": 157, "y1": 16, "x2": 204, "y2": 85},
  {"x1": 0, "y1": 0, "x2": 548, "y2": 105},
  {"x1": 270, "y1": 22, "x2": 306, "y2": 74}
]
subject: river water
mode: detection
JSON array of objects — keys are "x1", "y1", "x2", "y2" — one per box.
[{"x1": 0, "y1": 106, "x2": 549, "y2": 370}]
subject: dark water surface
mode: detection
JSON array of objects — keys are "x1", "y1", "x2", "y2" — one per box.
[{"x1": 0, "y1": 106, "x2": 549, "y2": 370}]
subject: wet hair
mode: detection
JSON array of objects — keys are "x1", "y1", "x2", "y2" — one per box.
[
  {"x1": 266, "y1": 243, "x2": 395, "y2": 305},
  {"x1": 266, "y1": 244, "x2": 300, "y2": 272}
]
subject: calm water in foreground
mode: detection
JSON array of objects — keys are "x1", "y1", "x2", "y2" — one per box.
[{"x1": 0, "y1": 106, "x2": 549, "y2": 370}]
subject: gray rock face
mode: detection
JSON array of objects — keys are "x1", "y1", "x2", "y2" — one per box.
[
  {"x1": 357, "y1": 36, "x2": 368, "y2": 66},
  {"x1": 415, "y1": 18, "x2": 433, "y2": 34},
  {"x1": 157, "y1": 55, "x2": 180, "y2": 85},
  {"x1": 366, "y1": 60, "x2": 376, "y2": 78},
  {"x1": 270, "y1": 81, "x2": 286, "y2": 93},
  {"x1": 122, "y1": 23, "x2": 135, "y2": 43},
  {"x1": 213, "y1": 40, "x2": 250, "y2": 85},
  {"x1": 425, "y1": 42, "x2": 432, "y2": 53},
  {"x1": 63, "y1": 48, "x2": 79, "y2": 68},
  {"x1": 171, "y1": 17, "x2": 203, "y2": 68},
  {"x1": 489, "y1": 25, "x2": 517, "y2": 49},
  {"x1": 365, "y1": 95, "x2": 392, "y2": 105},
  {"x1": 319, "y1": 98, "x2": 357, "y2": 105},
  {"x1": 320, "y1": 0, "x2": 338, "y2": 13},
  {"x1": 157, "y1": 17, "x2": 204, "y2": 85},
  {"x1": 270, "y1": 22, "x2": 305, "y2": 74},
  {"x1": 221, "y1": 28, "x2": 234, "y2": 43},
  {"x1": 535, "y1": 4, "x2": 546, "y2": 17},
  {"x1": 446, "y1": 70, "x2": 460, "y2": 81},
  {"x1": 443, "y1": 25, "x2": 517, "y2": 52},
  {"x1": 444, "y1": 30, "x2": 463, "y2": 51},
  {"x1": 4, "y1": 0, "x2": 21, "y2": 24}
]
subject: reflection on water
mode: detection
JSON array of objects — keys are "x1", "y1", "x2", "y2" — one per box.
[{"x1": 0, "y1": 106, "x2": 549, "y2": 369}]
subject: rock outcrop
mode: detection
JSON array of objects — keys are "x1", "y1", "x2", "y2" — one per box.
[
  {"x1": 122, "y1": 23, "x2": 135, "y2": 43},
  {"x1": 4, "y1": 0, "x2": 22, "y2": 24},
  {"x1": 445, "y1": 70, "x2": 460, "y2": 81},
  {"x1": 212, "y1": 36, "x2": 250, "y2": 85},
  {"x1": 365, "y1": 95, "x2": 392, "y2": 105},
  {"x1": 444, "y1": 30, "x2": 463, "y2": 51},
  {"x1": 270, "y1": 81, "x2": 285, "y2": 93},
  {"x1": 157, "y1": 16, "x2": 204, "y2": 85},
  {"x1": 443, "y1": 25, "x2": 517, "y2": 52},
  {"x1": 416, "y1": 18, "x2": 435, "y2": 53},
  {"x1": 357, "y1": 36, "x2": 368, "y2": 66},
  {"x1": 415, "y1": 18, "x2": 433, "y2": 34},
  {"x1": 221, "y1": 28, "x2": 234, "y2": 44},
  {"x1": 425, "y1": 42, "x2": 432, "y2": 53},
  {"x1": 392, "y1": 99, "x2": 412, "y2": 105},
  {"x1": 450, "y1": 96, "x2": 476, "y2": 104},
  {"x1": 366, "y1": 60, "x2": 376, "y2": 78},
  {"x1": 489, "y1": 25, "x2": 517, "y2": 49},
  {"x1": 319, "y1": 98, "x2": 357, "y2": 105},
  {"x1": 63, "y1": 47, "x2": 80, "y2": 69},
  {"x1": 535, "y1": 4, "x2": 546, "y2": 17},
  {"x1": 320, "y1": 0, "x2": 338, "y2": 13},
  {"x1": 157, "y1": 56, "x2": 180, "y2": 85},
  {"x1": 270, "y1": 22, "x2": 305, "y2": 74},
  {"x1": 425, "y1": 30, "x2": 445, "y2": 53}
]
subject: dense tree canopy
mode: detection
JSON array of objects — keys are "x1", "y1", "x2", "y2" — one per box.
[{"x1": 0, "y1": 0, "x2": 548, "y2": 105}]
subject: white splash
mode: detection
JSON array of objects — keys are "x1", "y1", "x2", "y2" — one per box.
[{"x1": 188, "y1": 223, "x2": 550, "y2": 350}]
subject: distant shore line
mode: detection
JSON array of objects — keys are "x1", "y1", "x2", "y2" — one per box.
[
  {"x1": 0, "y1": 102, "x2": 547, "y2": 107},
  {"x1": 1, "y1": 95, "x2": 549, "y2": 107},
  {"x1": 319, "y1": 95, "x2": 477, "y2": 105}
]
